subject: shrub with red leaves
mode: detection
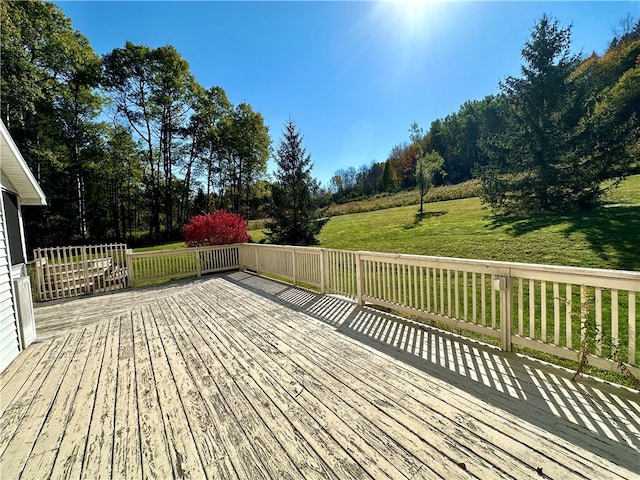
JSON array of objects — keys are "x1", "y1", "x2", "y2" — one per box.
[{"x1": 183, "y1": 211, "x2": 251, "y2": 246}]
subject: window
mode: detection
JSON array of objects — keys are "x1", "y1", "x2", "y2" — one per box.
[{"x1": 2, "y1": 190, "x2": 25, "y2": 266}]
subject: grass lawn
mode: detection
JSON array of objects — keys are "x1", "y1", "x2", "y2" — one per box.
[
  {"x1": 317, "y1": 175, "x2": 640, "y2": 272},
  {"x1": 133, "y1": 241, "x2": 187, "y2": 253},
  {"x1": 153, "y1": 175, "x2": 639, "y2": 271}
]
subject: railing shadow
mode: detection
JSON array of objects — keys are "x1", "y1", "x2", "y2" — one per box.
[{"x1": 226, "y1": 271, "x2": 640, "y2": 474}]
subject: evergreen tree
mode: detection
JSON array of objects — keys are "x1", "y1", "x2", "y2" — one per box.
[
  {"x1": 266, "y1": 120, "x2": 323, "y2": 245},
  {"x1": 479, "y1": 15, "x2": 583, "y2": 213},
  {"x1": 382, "y1": 159, "x2": 398, "y2": 192}
]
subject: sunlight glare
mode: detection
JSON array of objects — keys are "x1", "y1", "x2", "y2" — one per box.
[{"x1": 392, "y1": 0, "x2": 437, "y2": 37}]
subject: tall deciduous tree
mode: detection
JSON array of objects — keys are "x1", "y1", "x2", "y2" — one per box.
[
  {"x1": 1, "y1": 0, "x2": 104, "y2": 246},
  {"x1": 103, "y1": 42, "x2": 197, "y2": 238},
  {"x1": 101, "y1": 125, "x2": 143, "y2": 240},
  {"x1": 184, "y1": 85, "x2": 232, "y2": 217},
  {"x1": 267, "y1": 120, "x2": 322, "y2": 245},
  {"x1": 218, "y1": 103, "x2": 271, "y2": 216},
  {"x1": 410, "y1": 123, "x2": 444, "y2": 215}
]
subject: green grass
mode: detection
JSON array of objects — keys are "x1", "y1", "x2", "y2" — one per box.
[
  {"x1": 133, "y1": 241, "x2": 187, "y2": 253},
  {"x1": 133, "y1": 177, "x2": 640, "y2": 387},
  {"x1": 313, "y1": 176, "x2": 640, "y2": 388},
  {"x1": 325, "y1": 180, "x2": 482, "y2": 217},
  {"x1": 317, "y1": 175, "x2": 640, "y2": 271}
]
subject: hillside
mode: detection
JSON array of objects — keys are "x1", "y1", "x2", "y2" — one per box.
[{"x1": 313, "y1": 175, "x2": 640, "y2": 271}]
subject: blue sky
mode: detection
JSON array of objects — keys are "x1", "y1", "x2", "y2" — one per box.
[{"x1": 54, "y1": 1, "x2": 639, "y2": 187}]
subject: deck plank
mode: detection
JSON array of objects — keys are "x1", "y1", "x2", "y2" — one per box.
[
  {"x1": 202, "y1": 293, "x2": 502, "y2": 478},
  {"x1": 111, "y1": 312, "x2": 142, "y2": 479},
  {"x1": 1, "y1": 273, "x2": 637, "y2": 479},
  {"x1": 188, "y1": 287, "x2": 487, "y2": 479},
  {"x1": 78, "y1": 314, "x2": 121, "y2": 479},
  {"x1": 178, "y1": 292, "x2": 449, "y2": 480},
  {"x1": 213, "y1": 277, "x2": 637, "y2": 479},
  {"x1": 141, "y1": 303, "x2": 207, "y2": 479},
  {"x1": 20, "y1": 322, "x2": 101, "y2": 479},
  {"x1": 0, "y1": 336, "x2": 65, "y2": 416},
  {"x1": 163, "y1": 296, "x2": 369, "y2": 480},
  {"x1": 161, "y1": 297, "x2": 305, "y2": 479},
  {"x1": 145, "y1": 296, "x2": 271, "y2": 479},
  {"x1": 0, "y1": 330, "x2": 84, "y2": 474},
  {"x1": 0, "y1": 338, "x2": 50, "y2": 398},
  {"x1": 130, "y1": 306, "x2": 173, "y2": 478},
  {"x1": 146, "y1": 302, "x2": 239, "y2": 479},
  {"x1": 48, "y1": 318, "x2": 110, "y2": 480}
]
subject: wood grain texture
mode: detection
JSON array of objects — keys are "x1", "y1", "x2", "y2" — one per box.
[{"x1": 0, "y1": 273, "x2": 636, "y2": 479}]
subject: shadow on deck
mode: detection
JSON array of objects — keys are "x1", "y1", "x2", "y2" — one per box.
[{"x1": 226, "y1": 271, "x2": 640, "y2": 474}]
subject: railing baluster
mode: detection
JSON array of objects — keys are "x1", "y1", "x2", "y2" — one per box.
[
  {"x1": 447, "y1": 269, "x2": 452, "y2": 317},
  {"x1": 553, "y1": 282, "x2": 560, "y2": 345},
  {"x1": 454, "y1": 270, "x2": 460, "y2": 319},
  {"x1": 529, "y1": 279, "x2": 535, "y2": 339},
  {"x1": 566, "y1": 284, "x2": 573, "y2": 349},
  {"x1": 540, "y1": 281, "x2": 547, "y2": 342},
  {"x1": 420, "y1": 266, "x2": 424, "y2": 311},
  {"x1": 595, "y1": 287, "x2": 602, "y2": 356},
  {"x1": 481, "y1": 273, "x2": 486, "y2": 326},
  {"x1": 611, "y1": 289, "x2": 619, "y2": 353},
  {"x1": 518, "y1": 278, "x2": 524, "y2": 336},
  {"x1": 438, "y1": 268, "x2": 443, "y2": 315},
  {"x1": 629, "y1": 292, "x2": 636, "y2": 365}
]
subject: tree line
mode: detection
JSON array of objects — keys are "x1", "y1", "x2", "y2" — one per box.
[
  {"x1": 329, "y1": 15, "x2": 640, "y2": 214},
  {"x1": 3, "y1": 2, "x2": 639, "y2": 250},
  {"x1": 2, "y1": 1, "x2": 272, "y2": 247}
]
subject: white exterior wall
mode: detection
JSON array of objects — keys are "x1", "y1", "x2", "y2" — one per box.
[{"x1": 0, "y1": 199, "x2": 21, "y2": 373}]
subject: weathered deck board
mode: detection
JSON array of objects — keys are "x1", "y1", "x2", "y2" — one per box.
[
  {"x1": 146, "y1": 303, "x2": 239, "y2": 479},
  {"x1": 0, "y1": 330, "x2": 84, "y2": 474},
  {"x1": 197, "y1": 281, "x2": 617, "y2": 479},
  {"x1": 131, "y1": 306, "x2": 173, "y2": 478},
  {"x1": 49, "y1": 318, "x2": 110, "y2": 480},
  {"x1": 160, "y1": 298, "x2": 368, "y2": 480},
  {"x1": 19, "y1": 322, "x2": 100, "y2": 479},
  {"x1": 0, "y1": 335, "x2": 61, "y2": 415},
  {"x1": 0, "y1": 273, "x2": 638, "y2": 479},
  {"x1": 182, "y1": 291, "x2": 469, "y2": 479},
  {"x1": 111, "y1": 312, "x2": 142, "y2": 479},
  {"x1": 77, "y1": 315, "x2": 120, "y2": 479},
  {"x1": 160, "y1": 299, "x2": 340, "y2": 480}
]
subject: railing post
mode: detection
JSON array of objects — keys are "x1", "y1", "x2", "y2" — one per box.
[
  {"x1": 320, "y1": 249, "x2": 326, "y2": 294},
  {"x1": 255, "y1": 245, "x2": 261, "y2": 275},
  {"x1": 356, "y1": 252, "x2": 364, "y2": 306},
  {"x1": 33, "y1": 249, "x2": 43, "y2": 302},
  {"x1": 292, "y1": 247, "x2": 297, "y2": 286},
  {"x1": 126, "y1": 249, "x2": 135, "y2": 288},
  {"x1": 238, "y1": 244, "x2": 246, "y2": 271},
  {"x1": 195, "y1": 248, "x2": 202, "y2": 277},
  {"x1": 494, "y1": 274, "x2": 512, "y2": 351}
]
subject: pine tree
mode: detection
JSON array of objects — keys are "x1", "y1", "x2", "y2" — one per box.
[
  {"x1": 480, "y1": 15, "x2": 582, "y2": 213},
  {"x1": 382, "y1": 159, "x2": 398, "y2": 192},
  {"x1": 266, "y1": 120, "x2": 323, "y2": 245}
]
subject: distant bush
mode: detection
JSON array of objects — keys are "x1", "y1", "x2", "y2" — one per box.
[{"x1": 183, "y1": 211, "x2": 250, "y2": 246}]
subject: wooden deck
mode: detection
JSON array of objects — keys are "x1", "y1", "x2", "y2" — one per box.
[{"x1": 1, "y1": 272, "x2": 638, "y2": 479}]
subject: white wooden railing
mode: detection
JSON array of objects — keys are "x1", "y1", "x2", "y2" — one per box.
[
  {"x1": 127, "y1": 245, "x2": 240, "y2": 286},
  {"x1": 240, "y1": 244, "x2": 640, "y2": 376},
  {"x1": 33, "y1": 242, "x2": 639, "y2": 375},
  {"x1": 33, "y1": 244, "x2": 241, "y2": 300},
  {"x1": 33, "y1": 244, "x2": 129, "y2": 301}
]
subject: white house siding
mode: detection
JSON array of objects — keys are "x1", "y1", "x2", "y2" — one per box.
[{"x1": 0, "y1": 202, "x2": 21, "y2": 373}]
